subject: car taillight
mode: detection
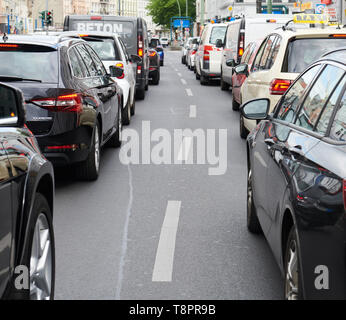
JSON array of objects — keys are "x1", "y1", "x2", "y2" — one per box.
[
  {"x1": 91, "y1": 16, "x2": 102, "y2": 20},
  {"x1": 238, "y1": 33, "x2": 244, "y2": 59},
  {"x1": 138, "y1": 35, "x2": 143, "y2": 57},
  {"x1": 137, "y1": 65, "x2": 142, "y2": 74},
  {"x1": 191, "y1": 49, "x2": 197, "y2": 54},
  {"x1": 115, "y1": 63, "x2": 125, "y2": 79},
  {"x1": 31, "y1": 93, "x2": 83, "y2": 113},
  {"x1": 203, "y1": 45, "x2": 213, "y2": 61},
  {"x1": 138, "y1": 48, "x2": 143, "y2": 57},
  {"x1": 149, "y1": 51, "x2": 157, "y2": 57},
  {"x1": 343, "y1": 180, "x2": 346, "y2": 211},
  {"x1": 270, "y1": 79, "x2": 292, "y2": 95}
]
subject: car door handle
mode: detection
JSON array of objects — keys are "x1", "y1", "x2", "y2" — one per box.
[{"x1": 289, "y1": 145, "x2": 304, "y2": 158}]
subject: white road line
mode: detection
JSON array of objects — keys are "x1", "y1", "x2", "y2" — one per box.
[
  {"x1": 189, "y1": 105, "x2": 197, "y2": 118},
  {"x1": 181, "y1": 78, "x2": 187, "y2": 85},
  {"x1": 177, "y1": 136, "x2": 193, "y2": 162},
  {"x1": 177, "y1": 72, "x2": 182, "y2": 77},
  {"x1": 152, "y1": 201, "x2": 182, "y2": 282},
  {"x1": 186, "y1": 88, "x2": 193, "y2": 97}
]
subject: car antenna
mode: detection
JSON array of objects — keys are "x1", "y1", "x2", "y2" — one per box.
[{"x1": 2, "y1": 33, "x2": 8, "y2": 43}]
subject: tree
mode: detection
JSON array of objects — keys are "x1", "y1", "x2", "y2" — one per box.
[{"x1": 147, "y1": 0, "x2": 196, "y2": 29}]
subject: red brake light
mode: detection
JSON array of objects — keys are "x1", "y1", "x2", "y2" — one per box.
[
  {"x1": 91, "y1": 16, "x2": 102, "y2": 20},
  {"x1": 149, "y1": 50, "x2": 157, "y2": 57},
  {"x1": 203, "y1": 45, "x2": 213, "y2": 61},
  {"x1": 31, "y1": 93, "x2": 83, "y2": 113},
  {"x1": 115, "y1": 63, "x2": 125, "y2": 79},
  {"x1": 138, "y1": 48, "x2": 143, "y2": 57},
  {"x1": 270, "y1": 79, "x2": 292, "y2": 95},
  {"x1": 137, "y1": 65, "x2": 142, "y2": 74},
  {"x1": 238, "y1": 33, "x2": 244, "y2": 58},
  {"x1": 238, "y1": 47, "x2": 244, "y2": 57},
  {"x1": 46, "y1": 144, "x2": 79, "y2": 151}
]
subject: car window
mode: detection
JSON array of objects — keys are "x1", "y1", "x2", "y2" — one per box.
[
  {"x1": 295, "y1": 65, "x2": 345, "y2": 132},
  {"x1": 84, "y1": 38, "x2": 120, "y2": 61},
  {"x1": 240, "y1": 43, "x2": 253, "y2": 64},
  {"x1": 276, "y1": 65, "x2": 321, "y2": 123},
  {"x1": 265, "y1": 36, "x2": 281, "y2": 70},
  {"x1": 209, "y1": 26, "x2": 227, "y2": 45},
  {"x1": 86, "y1": 45, "x2": 107, "y2": 76},
  {"x1": 316, "y1": 76, "x2": 346, "y2": 136},
  {"x1": 119, "y1": 38, "x2": 130, "y2": 62},
  {"x1": 259, "y1": 35, "x2": 276, "y2": 70},
  {"x1": 330, "y1": 90, "x2": 346, "y2": 142},
  {"x1": 76, "y1": 45, "x2": 99, "y2": 77},
  {"x1": 68, "y1": 47, "x2": 86, "y2": 78},
  {"x1": 252, "y1": 39, "x2": 267, "y2": 72}
]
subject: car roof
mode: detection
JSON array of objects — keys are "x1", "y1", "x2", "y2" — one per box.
[
  {"x1": 0, "y1": 34, "x2": 84, "y2": 48},
  {"x1": 61, "y1": 31, "x2": 118, "y2": 39},
  {"x1": 273, "y1": 25, "x2": 346, "y2": 39}
]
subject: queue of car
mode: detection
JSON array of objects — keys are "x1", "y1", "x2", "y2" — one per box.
[
  {"x1": 0, "y1": 14, "x2": 164, "y2": 300},
  {"x1": 183, "y1": 14, "x2": 346, "y2": 299}
]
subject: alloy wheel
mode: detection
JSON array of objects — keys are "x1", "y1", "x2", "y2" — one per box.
[
  {"x1": 94, "y1": 127, "x2": 100, "y2": 173},
  {"x1": 285, "y1": 239, "x2": 299, "y2": 300},
  {"x1": 30, "y1": 213, "x2": 52, "y2": 300}
]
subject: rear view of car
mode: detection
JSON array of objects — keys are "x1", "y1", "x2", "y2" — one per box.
[
  {"x1": 195, "y1": 23, "x2": 228, "y2": 85},
  {"x1": 149, "y1": 48, "x2": 160, "y2": 85},
  {"x1": 160, "y1": 37, "x2": 169, "y2": 47},
  {"x1": 149, "y1": 38, "x2": 164, "y2": 66}
]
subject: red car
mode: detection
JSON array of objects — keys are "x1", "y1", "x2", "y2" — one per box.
[{"x1": 231, "y1": 41, "x2": 261, "y2": 110}]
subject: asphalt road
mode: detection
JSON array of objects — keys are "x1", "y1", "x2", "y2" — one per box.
[{"x1": 54, "y1": 50, "x2": 283, "y2": 300}]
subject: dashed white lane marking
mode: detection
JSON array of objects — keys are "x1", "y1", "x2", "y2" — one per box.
[
  {"x1": 177, "y1": 136, "x2": 193, "y2": 162},
  {"x1": 152, "y1": 201, "x2": 182, "y2": 282},
  {"x1": 181, "y1": 78, "x2": 187, "y2": 85},
  {"x1": 186, "y1": 88, "x2": 193, "y2": 97},
  {"x1": 177, "y1": 72, "x2": 182, "y2": 77},
  {"x1": 189, "y1": 105, "x2": 197, "y2": 118}
]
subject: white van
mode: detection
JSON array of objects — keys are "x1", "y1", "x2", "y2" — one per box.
[
  {"x1": 220, "y1": 15, "x2": 292, "y2": 90},
  {"x1": 195, "y1": 23, "x2": 228, "y2": 85}
]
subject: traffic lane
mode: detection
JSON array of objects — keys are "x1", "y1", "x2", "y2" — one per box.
[
  {"x1": 119, "y1": 51, "x2": 283, "y2": 299},
  {"x1": 53, "y1": 146, "x2": 130, "y2": 299}
]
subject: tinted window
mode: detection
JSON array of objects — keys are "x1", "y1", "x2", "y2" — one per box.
[
  {"x1": 149, "y1": 38, "x2": 161, "y2": 48},
  {"x1": 86, "y1": 45, "x2": 107, "y2": 76},
  {"x1": 284, "y1": 38, "x2": 346, "y2": 73},
  {"x1": 68, "y1": 47, "x2": 86, "y2": 78},
  {"x1": 259, "y1": 35, "x2": 276, "y2": 70},
  {"x1": 276, "y1": 65, "x2": 321, "y2": 122},
  {"x1": 295, "y1": 65, "x2": 345, "y2": 131},
  {"x1": 76, "y1": 45, "x2": 98, "y2": 77},
  {"x1": 0, "y1": 45, "x2": 58, "y2": 83},
  {"x1": 0, "y1": 86, "x2": 17, "y2": 119},
  {"x1": 266, "y1": 36, "x2": 281, "y2": 69},
  {"x1": 330, "y1": 90, "x2": 346, "y2": 142},
  {"x1": 209, "y1": 26, "x2": 227, "y2": 45},
  {"x1": 240, "y1": 43, "x2": 253, "y2": 64},
  {"x1": 252, "y1": 39, "x2": 267, "y2": 72},
  {"x1": 316, "y1": 76, "x2": 346, "y2": 135},
  {"x1": 84, "y1": 38, "x2": 120, "y2": 61}
]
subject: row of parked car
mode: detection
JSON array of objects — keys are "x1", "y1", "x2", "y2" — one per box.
[
  {"x1": 183, "y1": 14, "x2": 346, "y2": 299},
  {"x1": 0, "y1": 14, "x2": 164, "y2": 300}
]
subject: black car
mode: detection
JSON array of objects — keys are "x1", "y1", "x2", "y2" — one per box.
[
  {"x1": 0, "y1": 82, "x2": 55, "y2": 300},
  {"x1": 0, "y1": 34, "x2": 123, "y2": 181},
  {"x1": 148, "y1": 48, "x2": 160, "y2": 85},
  {"x1": 63, "y1": 15, "x2": 150, "y2": 100},
  {"x1": 241, "y1": 49, "x2": 346, "y2": 299}
]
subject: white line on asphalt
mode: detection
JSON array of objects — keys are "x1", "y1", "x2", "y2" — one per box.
[
  {"x1": 177, "y1": 136, "x2": 193, "y2": 161},
  {"x1": 178, "y1": 72, "x2": 182, "y2": 77},
  {"x1": 186, "y1": 88, "x2": 193, "y2": 96},
  {"x1": 115, "y1": 164, "x2": 134, "y2": 299},
  {"x1": 181, "y1": 78, "x2": 187, "y2": 85},
  {"x1": 189, "y1": 105, "x2": 197, "y2": 118},
  {"x1": 152, "y1": 201, "x2": 182, "y2": 282}
]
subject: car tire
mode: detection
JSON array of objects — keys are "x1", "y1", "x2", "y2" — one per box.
[
  {"x1": 247, "y1": 170, "x2": 262, "y2": 234},
  {"x1": 220, "y1": 76, "x2": 230, "y2": 91},
  {"x1": 232, "y1": 93, "x2": 240, "y2": 111},
  {"x1": 122, "y1": 96, "x2": 131, "y2": 125},
  {"x1": 151, "y1": 70, "x2": 160, "y2": 85},
  {"x1": 136, "y1": 87, "x2": 145, "y2": 100},
  {"x1": 145, "y1": 81, "x2": 149, "y2": 91},
  {"x1": 284, "y1": 226, "x2": 303, "y2": 300},
  {"x1": 106, "y1": 106, "x2": 122, "y2": 148},
  {"x1": 75, "y1": 120, "x2": 101, "y2": 181},
  {"x1": 181, "y1": 56, "x2": 185, "y2": 64},
  {"x1": 160, "y1": 60, "x2": 164, "y2": 67},
  {"x1": 196, "y1": 70, "x2": 200, "y2": 80},
  {"x1": 240, "y1": 115, "x2": 249, "y2": 139},
  {"x1": 130, "y1": 95, "x2": 135, "y2": 116},
  {"x1": 200, "y1": 74, "x2": 209, "y2": 85}
]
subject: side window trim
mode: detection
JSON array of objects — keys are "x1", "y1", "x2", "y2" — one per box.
[
  {"x1": 68, "y1": 45, "x2": 88, "y2": 78},
  {"x1": 251, "y1": 37, "x2": 268, "y2": 72}
]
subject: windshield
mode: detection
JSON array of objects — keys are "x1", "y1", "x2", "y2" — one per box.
[
  {"x1": 85, "y1": 39, "x2": 120, "y2": 61},
  {"x1": 209, "y1": 26, "x2": 227, "y2": 45},
  {"x1": 284, "y1": 38, "x2": 346, "y2": 73},
  {"x1": 150, "y1": 39, "x2": 161, "y2": 48},
  {"x1": 0, "y1": 45, "x2": 58, "y2": 83}
]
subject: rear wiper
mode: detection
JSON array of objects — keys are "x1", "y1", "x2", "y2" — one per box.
[{"x1": 0, "y1": 75, "x2": 42, "y2": 83}]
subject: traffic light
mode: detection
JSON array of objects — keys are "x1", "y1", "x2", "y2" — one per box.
[
  {"x1": 47, "y1": 11, "x2": 53, "y2": 26},
  {"x1": 39, "y1": 10, "x2": 46, "y2": 22}
]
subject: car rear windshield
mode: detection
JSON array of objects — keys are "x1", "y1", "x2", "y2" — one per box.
[
  {"x1": 209, "y1": 26, "x2": 227, "y2": 45},
  {"x1": 0, "y1": 44, "x2": 58, "y2": 83},
  {"x1": 283, "y1": 38, "x2": 346, "y2": 73},
  {"x1": 83, "y1": 38, "x2": 120, "y2": 61},
  {"x1": 150, "y1": 39, "x2": 161, "y2": 47}
]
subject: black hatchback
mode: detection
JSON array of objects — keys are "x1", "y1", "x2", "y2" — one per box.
[
  {"x1": 241, "y1": 49, "x2": 346, "y2": 299},
  {"x1": 0, "y1": 82, "x2": 55, "y2": 300},
  {"x1": 0, "y1": 34, "x2": 123, "y2": 180}
]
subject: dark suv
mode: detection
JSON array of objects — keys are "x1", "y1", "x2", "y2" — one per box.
[
  {"x1": 0, "y1": 82, "x2": 55, "y2": 300},
  {"x1": 0, "y1": 35, "x2": 123, "y2": 180}
]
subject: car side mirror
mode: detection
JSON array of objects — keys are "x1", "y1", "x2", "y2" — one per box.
[
  {"x1": 130, "y1": 54, "x2": 142, "y2": 64},
  {"x1": 0, "y1": 83, "x2": 25, "y2": 127},
  {"x1": 226, "y1": 59, "x2": 236, "y2": 67},
  {"x1": 240, "y1": 98, "x2": 270, "y2": 121},
  {"x1": 109, "y1": 66, "x2": 124, "y2": 78},
  {"x1": 234, "y1": 64, "x2": 248, "y2": 76},
  {"x1": 215, "y1": 39, "x2": 224, "y2": 48}
]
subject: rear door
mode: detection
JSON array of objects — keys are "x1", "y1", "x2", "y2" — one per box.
[
  {"x1": 223, "y1": 20, "x2": 241, "y2": 81},
  {"x1": 208, "y1": 25, "x2": 227, "y2": 74}
]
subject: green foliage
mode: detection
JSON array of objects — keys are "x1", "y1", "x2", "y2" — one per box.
[{"x1": 147, "y1": 0, "x2": 196, "y2": 29}]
